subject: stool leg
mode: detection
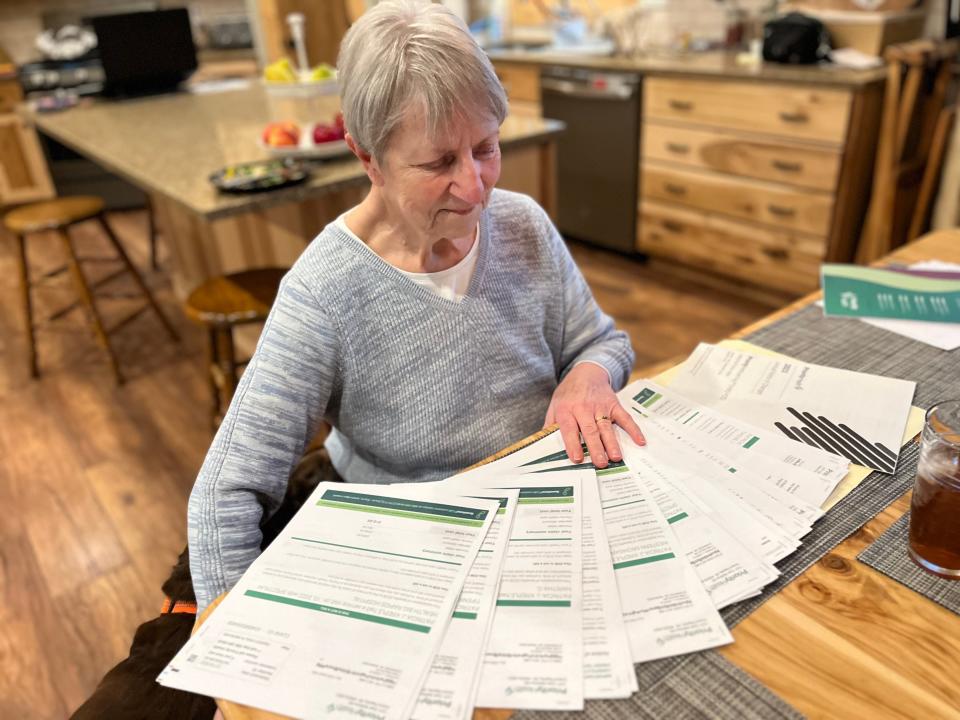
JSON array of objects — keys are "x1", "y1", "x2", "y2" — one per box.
[
  {"x1": 57, "y1": 228, "x2": 124, "y2": 385},
  {"x1": 146, "y1": 195, "x2": 159, "y2": 271},
  {"x1": 95, "y1": 213, "x2": 179, "y2": 342},
  {"x1": 208, "y1": 327, "x2": 222, "y2": 430},
  {"x1": 15, "y1": 234, "x2": 39, "y2": 378},
  {"x1": 221, "y1": 326, "x2": 238, "y2": 404}
]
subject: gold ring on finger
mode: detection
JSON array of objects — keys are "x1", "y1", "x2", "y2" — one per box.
[{"x1": 595, "y1": 414, "x2": 610, "y2": 423}]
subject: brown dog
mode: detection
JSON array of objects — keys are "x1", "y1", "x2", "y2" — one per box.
[{"x1": 71, "y1": 447, "x2": 342, "y2": 720}]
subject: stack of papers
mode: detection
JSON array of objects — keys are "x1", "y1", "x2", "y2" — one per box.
[{"x1": 158, "y1": 343, "x2": 919, "y2": 720}]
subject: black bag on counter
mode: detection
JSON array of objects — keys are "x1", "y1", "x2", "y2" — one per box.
[{"x1": 762, "y1": 12, "x2": 831, "y2": 64}]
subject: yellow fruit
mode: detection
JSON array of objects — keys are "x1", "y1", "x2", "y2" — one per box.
[
  {"x1": 309, "y1": 63, "x2": 334, "y2": 81},
  {"x1": 264, "y1": 58, "x2": 297, "y2": 83}
]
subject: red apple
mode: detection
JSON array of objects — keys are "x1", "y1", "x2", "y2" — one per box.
[{"x1": 312, "y1": 123, "x2": 342, "y2": 144}]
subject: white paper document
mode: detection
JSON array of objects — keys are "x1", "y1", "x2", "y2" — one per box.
[
  {"x1": 158, "y1": 482, "x2": 498, "y2": 720},
  {"x1": 443, "y1": 471, "x2": 587, "y2": 711},
  {"x1": 619, "y1": 443, "x2": 780, "y2": 608},
  {"x1": 412, "y1": 489, "x2": 519, "y2": 720},
  {"x1": 621, "y1": 421, "x2": 801, "y2": 565},
  {"x1": 579, "y1": 473, "x2": 638, "y2": 698},
  {"x1": 671, "y1": 343, "x2": 916, "y2": 473},
  {"x1": 590, "y1": 453, "x2": 733, "y2": 662},
  {"x1": 621, "y1": 379, "x2": 849, "y2": 507},
  {"x1": 627, "y1": 407, "x2": 821, "y2": 537}
]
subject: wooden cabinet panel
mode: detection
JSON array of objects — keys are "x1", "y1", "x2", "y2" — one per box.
[
  {"x1": 643, "y1": 122, "x2": 842, "y2": 192},
  {"x1": 257, "y1": 0, "x2": 349, "y2": 65},
  {"x1": 637, "y1": 199, "x2": 824, "y2": 294},
  {"x1": 642, "y1": 161, "x2": 834, "y2": 236},
  {"x1": 644, "y1": 77, "x2": 852, "y2": 145},
  {"x1": 0, "y1": 114, "x2": 55, "y2": 206},
  {"x1": 492, "y1": 62, "x2": 541, "y2": 103},
  {"x1": 0, "y1": 78, "x2": 22, "y2": 114}
]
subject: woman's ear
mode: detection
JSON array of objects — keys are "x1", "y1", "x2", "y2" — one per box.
[{"x1": 345, "y1": 133, "x2": 385, "y2": 187}]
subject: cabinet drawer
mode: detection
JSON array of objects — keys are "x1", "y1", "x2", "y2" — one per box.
[
  {"x1": 642, "y1": 161, "x2": 834, "y2": 235},
  {"x1": 637, "y1": 200, "x2": 824, "y2": 294},
  {"x1": 644, "y1": 77, "x2": 851, "y2": 145},
  {"x1": 492, "y1": 62, "x2": 540, "y2": 103},
  {"x1": 643, "y1": 122, "x2": 841, "y2": 192}
]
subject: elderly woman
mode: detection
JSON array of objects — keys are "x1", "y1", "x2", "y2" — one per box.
[{"x1": 188, "y1": 0, "x2": 643, "y2": 613}]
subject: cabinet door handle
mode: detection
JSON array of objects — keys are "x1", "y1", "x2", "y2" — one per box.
[
  {"x1": 666, "y1": 142, "x2": 690, "y2": 154},
  {"x1": 762, "y1": 247, "x2": 789, "y2": 260},
  {"x1": 664, "y1": 183, "x2": 687, "y2": 196},
  {"x1": 771, "y1": 159, "x2": 803, "y2": 173},
  {"x1": 767, "y1": 204, "x2": 796, "y2": 218},
  {"x1": 778, "y1": 111, "x2": 809, "y2": 124},
  {"x1": 663, "y1": 220, "x2": 685, "y2": 233},
  {"x1": 668, "y1": 99, "x2": 693, "y2": 111}
]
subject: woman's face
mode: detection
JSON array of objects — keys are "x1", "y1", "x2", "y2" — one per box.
[{"x1": 371, "y1": 107, "x2": 501, "y2": 240}]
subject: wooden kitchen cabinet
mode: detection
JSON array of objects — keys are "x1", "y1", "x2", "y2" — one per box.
[
  {"x1": 642, "y1": 123, "x2": 842, "y2": 192},
  {"x1": 256, "y1": 0, "x2": 351, "y2": 66},
  {"x1": 638, "y1": 75, "x2": 882, "y2": 296},
  {"x1": 491, "y1": 61, "x2": 542, "y2": 117}
]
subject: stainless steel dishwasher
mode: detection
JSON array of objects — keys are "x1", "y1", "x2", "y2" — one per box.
[{"x1": 540, "y1": 66, "x2": 641, "y2": 254}]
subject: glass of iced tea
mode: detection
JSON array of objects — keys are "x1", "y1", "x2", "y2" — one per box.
[{"x1": 909, "y1": 399, "x2": 960, "y2": 578}]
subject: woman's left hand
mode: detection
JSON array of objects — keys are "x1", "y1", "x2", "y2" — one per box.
[{"x1": 543, "y1": 363, "x2": 646, "y2": 468}]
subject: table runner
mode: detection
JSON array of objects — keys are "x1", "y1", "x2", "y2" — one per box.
[
  {"x1": 517, "y1": 303, "x2": 959, "y2": 720},
  {"x1": 858, "y1": 513, "x2": 960, "y2": 615}
]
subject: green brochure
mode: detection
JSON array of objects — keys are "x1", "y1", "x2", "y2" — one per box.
[{"x1": 821, "y1": 264, "x2": 960, "y2": 323}]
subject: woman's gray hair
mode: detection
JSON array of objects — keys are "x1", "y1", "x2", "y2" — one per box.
[{"x1": 337, "y1": 0, "x2": 508, "y2": 160}]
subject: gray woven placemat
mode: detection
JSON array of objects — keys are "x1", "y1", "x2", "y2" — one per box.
[
  {"x1": 858, "y1": 513, "x2": 960, "y2": 614},
  {"x1": 516, "y1": 304, "x2": 959, "y2": 720}
]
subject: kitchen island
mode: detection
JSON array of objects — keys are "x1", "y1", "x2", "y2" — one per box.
[{"x1": 26, "y1": 85, "x2": 563, "y2": 299}]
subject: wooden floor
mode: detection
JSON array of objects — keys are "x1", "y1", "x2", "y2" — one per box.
[{"x1": 0, "y1": 208, "x2": 775, "y2": 719}]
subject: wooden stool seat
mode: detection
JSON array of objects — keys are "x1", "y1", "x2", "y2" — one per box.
[
  {"x1": 184, "y1": 268, "x2": 287, "y2": 428},
  {"x1": 4, "y1": 196, "x2": 179, "y2": 384},
  {"x1": 184, "y1": 268, "x2": 287, "y2": 327},
  {"x1": 3, "y1": 195, "x2": 104, "y2": 234}
]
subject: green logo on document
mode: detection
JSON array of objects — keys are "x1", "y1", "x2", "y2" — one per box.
[{"x1": 633, "y1": 387, "x2": 656, "y2": 404}]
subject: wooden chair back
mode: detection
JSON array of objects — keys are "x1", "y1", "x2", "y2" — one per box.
[{"x1": 856, "y1": 38, "x2": 960, "y2": 263}]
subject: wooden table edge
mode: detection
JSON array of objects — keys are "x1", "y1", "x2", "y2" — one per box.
[{"x1": 199, "y1": 228, "x2": 960, "y2": 719}]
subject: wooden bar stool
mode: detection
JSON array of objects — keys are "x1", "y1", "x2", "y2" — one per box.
[
  {"x1": 183, "y1": 268, "x2": 287, "y2": 429},
  {"x1": 3, "y1": 195, "x2": 179, "y2": 384}
]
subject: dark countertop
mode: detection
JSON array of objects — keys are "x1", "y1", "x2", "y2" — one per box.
[{"x1": 488, "y1": 49, "x2": 887, "y2": 88}]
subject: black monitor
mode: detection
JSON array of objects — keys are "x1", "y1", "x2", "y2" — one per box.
[{"x1": 91, "y1": 8, "x2": 197, "y2": 97}]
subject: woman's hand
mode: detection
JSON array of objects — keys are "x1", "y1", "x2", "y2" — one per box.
[{"x1": 544, "y1": 363, "x2": 646, "y2": 468}]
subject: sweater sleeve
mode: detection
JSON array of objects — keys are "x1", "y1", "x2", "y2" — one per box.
[
  {"x1": 187, "y1": 274, "x2": 339, "y2": 613},
  {"x1": 537, "y1": 206, "x2": 635, "y2": 390}
]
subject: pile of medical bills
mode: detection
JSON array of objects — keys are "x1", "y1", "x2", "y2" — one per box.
[{"x1": 158, "y1": 343, "x2": 917, "y2": 720}]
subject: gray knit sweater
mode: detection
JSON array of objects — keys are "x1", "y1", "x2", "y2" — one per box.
[{"x1": 187, "y1": 189, "x2": 634, "y2": 611}]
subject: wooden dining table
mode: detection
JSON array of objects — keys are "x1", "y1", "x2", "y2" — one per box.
[{"x1": 200, "y1": 228, "x2": 960, "y2": 720}]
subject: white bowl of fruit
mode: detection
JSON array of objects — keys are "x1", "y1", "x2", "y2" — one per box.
[
  {"x1": 262, "y1": 58, "x2": 339, "y2": 97},
  {"x1": 259, "y1": 114, "x2": 351, "y2": 159}
]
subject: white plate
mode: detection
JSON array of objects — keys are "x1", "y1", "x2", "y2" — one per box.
[{"x1": 259, "y1": 125, "x2": 351, "y2": 159}]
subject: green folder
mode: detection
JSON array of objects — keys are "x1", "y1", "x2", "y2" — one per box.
[{"x1": 821, "y1": 264, "x2": 960, "y2": 323}]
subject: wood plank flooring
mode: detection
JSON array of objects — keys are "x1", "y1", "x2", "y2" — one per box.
[{"x1": 0, "y1": 208, "x2": 775, "y2": 719}]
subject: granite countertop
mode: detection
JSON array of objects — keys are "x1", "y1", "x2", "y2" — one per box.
[
  {"x1": 26, "y1": 85, "x2": 564, "y2": 220},
  {"x1": 487, "y1": 49, "x2": 887, "y2": 87}
]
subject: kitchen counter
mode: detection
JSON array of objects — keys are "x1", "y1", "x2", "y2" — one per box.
[
  {"x1": 487, "y1": 49, "x2": 887, "y2": 88},
  {"x1": 23, "y1": 84, "x2": 563, "y2": 301},
  {"x1": 26, "y1": 85, "x2": 564, "y2": 221}
]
